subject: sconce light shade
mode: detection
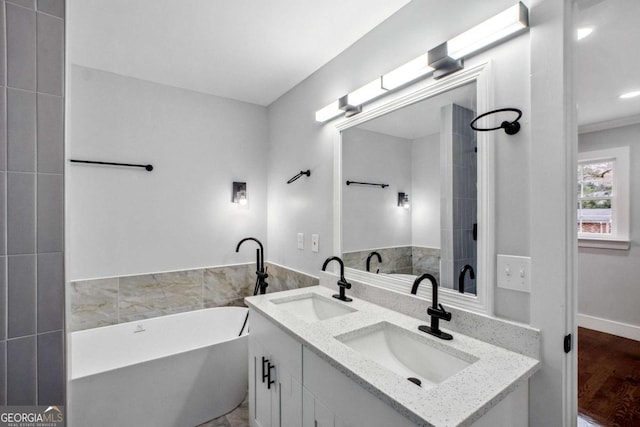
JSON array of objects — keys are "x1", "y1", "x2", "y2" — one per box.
[
  {"x1": 398, "y1": 192, "x2": 410, "y2": 209},
  {"x1": 232, "y1": 182, "x2": 247, "y2": 205}
]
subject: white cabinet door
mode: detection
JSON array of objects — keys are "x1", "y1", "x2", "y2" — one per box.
[
  {"x1": 302, "y1": 386, "x2": 335, "y2": 427},
  {"x1": 314, "y1": 398, "x2": 334, "y2": 427},
  {"x1": 278, "y1": 368, "x2": 302, "y2": 427},
  {"x1": 252, "y1": 340, "x2": 275, "y2": 427},
  {"x1": 249, "y1": 310, "x2": 303, "y2": 427}
]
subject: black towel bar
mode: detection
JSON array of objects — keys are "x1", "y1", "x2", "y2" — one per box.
[
  {"x1": 346, "y1": 180, "x2": 388, "y2": 188},
  {"x1": 70, "y1": 159, "x2": 154, "y2": 171}
]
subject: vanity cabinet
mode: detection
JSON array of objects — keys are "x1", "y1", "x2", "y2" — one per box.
[
  {"x1": 249, "y1": 309, "x2": 412, "y2": 427},
  {"x1": 249, "y1": 311, "x2": 302, "y2": 427},
  {"x1": 248, "y1": 305, "x2": 529, "y2": 427}
]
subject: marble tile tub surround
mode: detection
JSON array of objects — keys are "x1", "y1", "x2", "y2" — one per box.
[
  {"x1": 343, "y1": 245, "x2": 440, "y2": 276},
  {"x1": 320, "y1": 271, "x2": 540, "y2": 359},
  {"x1": 245, "y1": 286, "x2": 539, "y2": 426},
  {"x1": 70, "y1": 262, "x2": 318, "y2": 331}
]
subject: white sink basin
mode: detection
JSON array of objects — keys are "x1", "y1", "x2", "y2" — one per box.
[
  {"x1": 336, "y1": 323, "x2": 475, "y2": 389},
  {"x1": 271, "y1": 293, "x2": 357, "y2": 322}
]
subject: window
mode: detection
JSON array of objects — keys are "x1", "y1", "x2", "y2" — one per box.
[{"x1": 577, "y1": 147, "x2": 630, "y2": 249}]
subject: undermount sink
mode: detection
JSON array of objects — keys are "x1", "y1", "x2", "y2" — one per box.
[
  {"x1": 336, "y1": 322, "x2": 475, "y2": 389},
  {"x1": 271, "y1": 293, "x2": 357, "y2": 322}
]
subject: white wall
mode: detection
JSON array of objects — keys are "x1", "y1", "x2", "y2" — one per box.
[
  {"x1": 578, "y1": 123, "x2": 640, "y2": 335},
  {"x1": 68, "y1": 66, "x2": 268, "y2": 280},
  {"x1": 341, "y1": 128, "x2": 412, "y2": 252},
  {"x1": 266, "y1": 0, "x2": 531, "y2": 322},
  {"x1": 412, "y1": 133, "x2": 440, "y2": 248}
]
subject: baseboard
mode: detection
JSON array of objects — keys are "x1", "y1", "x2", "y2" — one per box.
[{"x1": 577, "y1": 313, "x2": 640, "y2": 341}]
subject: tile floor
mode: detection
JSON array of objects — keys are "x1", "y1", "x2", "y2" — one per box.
[{"x1": 197, "y1": 395, "x2": 249, "y2": 427}]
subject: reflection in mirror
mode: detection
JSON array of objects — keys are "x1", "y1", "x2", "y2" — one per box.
[{"x1": 341, "y1": 82, "x2": 478, "y2": 295}]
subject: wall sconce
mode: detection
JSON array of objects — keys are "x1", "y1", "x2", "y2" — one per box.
[
  {"x1": 315, "y1": 1, "x2": 529, "y2": 122},
  {"x1": 398, "y1": 192, "x2": 410, "y2": 209},
  {"x1": 232, "y1": 182, "x2": 247, "y2": 205}
]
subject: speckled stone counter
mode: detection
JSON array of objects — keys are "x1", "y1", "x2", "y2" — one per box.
[{"x1": 246, "y1": 286, "x2": 540, "y2": 427}]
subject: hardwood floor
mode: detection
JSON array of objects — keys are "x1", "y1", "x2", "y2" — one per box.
[{"x1": 578, "y1": 327, "x2": 640, "y2": 426}]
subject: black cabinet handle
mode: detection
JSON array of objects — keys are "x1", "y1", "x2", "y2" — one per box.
[
  {"x1": 261, "y1": 357, "x2": 269, "y2": 384},
  {"x1": 261, "y1": 356, "x2": 276, "y2": 389},
  {"x1": 267, "y1": 362, "x2": 275, "y2": 389}
]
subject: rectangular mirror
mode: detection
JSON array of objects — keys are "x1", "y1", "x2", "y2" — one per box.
[
  {"x1": 334, "y1": 62, "x2": 495, "y2": 314},
  {"x1": 341, "y1": 82, "x2": 477, "y2": 294}
]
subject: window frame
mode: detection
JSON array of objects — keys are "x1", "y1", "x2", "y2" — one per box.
[{"x1": 577, "y1": 146, "x2": 630, "y2": 250}]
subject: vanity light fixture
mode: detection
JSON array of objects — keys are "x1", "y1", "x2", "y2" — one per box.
[
  {"x1": 381, "y1": 53, "x2": 433, "y2": 90},
  {"x1": 577, "y1": 27, "x2": 594, "y2": 41},
  {"x1": 339, "y1": 95, "x2": 363, "y2": 118},
  {"x1": 620, "y1": 90, "x2": 640, "y2": 99},
  {"x1": 346, "y1": 79, "x2": 388, "y2": 107},
  {"x1": 398, "y1": 192, "x2": 410, "y2": 209},
  {"x1": 315, "y1": 100, "x2": 343, "y2": 122},
  {"x1": 232, "y1": 181, "x2": 247, "y2": 205},
  {"x1": 443, "y1": 2, "x2": 529, "y2": 61},
  {"x1": 314, "y1": 1, "x2": 529, "y2": 122}
]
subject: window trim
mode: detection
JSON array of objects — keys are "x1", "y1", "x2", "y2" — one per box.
[{"x1": 577, "y1": 146, "x2": 630, "y2": 250}]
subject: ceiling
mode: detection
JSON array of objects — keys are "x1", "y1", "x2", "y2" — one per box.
[
  {"x1": 356, "y1": 83, "x2": 477, "y2": 140},
  {"x1": 68, "y1": 0, "x2": 636, "y2": 125},
  {"x1": 68, "y1": 0, "x2": 411, "y2": 106},
  {"x1": 576, "y1": 0, "x2": 640, "y2": 127}
]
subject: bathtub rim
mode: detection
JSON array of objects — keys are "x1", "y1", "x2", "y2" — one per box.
[{"x1": 70, "y1": 305, "x2": 249, "y2": 380}]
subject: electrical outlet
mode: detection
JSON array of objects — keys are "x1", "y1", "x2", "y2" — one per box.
[
  {"x1": 297, "y1": 233, "x2": 304, "y2": 250},
  {"x1": 497, "y1": 255, "x2": 531, "y2": 292},
  {"x1": 311, "y1": 234, "x2": 319, "y2": 253}
]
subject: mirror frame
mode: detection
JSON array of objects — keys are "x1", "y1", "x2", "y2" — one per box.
[{"x1": 332, "y1": 61, "x2": 495, "y2": 315}]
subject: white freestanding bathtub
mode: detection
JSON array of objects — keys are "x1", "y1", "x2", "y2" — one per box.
[{"x1": 69, "y1": 307, "x2": 249, "y2": 427}]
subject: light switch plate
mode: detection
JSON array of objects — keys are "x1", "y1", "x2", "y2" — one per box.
[
  {"x1": 311, "y1": 234, "x2": 319, "y2": 253},
  {"x1": 497, "y1": 254, "x2": 531, "y2": 293},
  {"x1": 297, "y1": 233, "x2": 304, "y2": 250}
]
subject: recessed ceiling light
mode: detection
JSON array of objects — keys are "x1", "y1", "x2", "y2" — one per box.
[
  {"x1": 577, "y1": 27, "x2": 593, "y2": 40},
  {"x1": 620, "y1": 91, "x2": 640, "y2": 99}
]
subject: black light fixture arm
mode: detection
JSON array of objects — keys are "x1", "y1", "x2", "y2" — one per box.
[
  {"x1": 346, "y1": 180, "x2": 389, "y2": 188},
  {"x1": 287, "y1": 170, "x2": 311, "y2": 184},
  {"x1": 470, "y1": 108, "x2": 522, "y2": 135},
  {"x1": 70, "y1": 159, "x2": 154, "y2": 171}
]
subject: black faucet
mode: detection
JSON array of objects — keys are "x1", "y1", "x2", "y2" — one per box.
[
  {"x1": 236, "y1": 237, "x2": 268, "y2": 295},
  {"x1": 458, "y1": 264, "x2": 475, "y2": 294},
  {"x1": 322, "y1": 256, "x2": 352, "y2": 302},
  {"x1": 366, "y1": 251, "x2": 382, "y2": 273},
  {"x1": 410, "y1": 275, "x2": 425, "y2": 295},
  {"x1": 414, "y1": 274, "x2": 452, "y2": 340}
]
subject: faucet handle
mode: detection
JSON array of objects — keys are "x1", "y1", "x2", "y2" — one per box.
[
  {"x1": 428, "y1": 304, "x2": 452, "y2": 321},
  {"x1": 438, "y1": 304, "x2": 452, "y2": 321},
  {"x1": 338, "y1": 278, "x2": 351, "y2": 289}
]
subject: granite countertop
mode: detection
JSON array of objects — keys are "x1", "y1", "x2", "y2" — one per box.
[{"x1": 245, "y1": 285, "x2": 540, "y2": 427}]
